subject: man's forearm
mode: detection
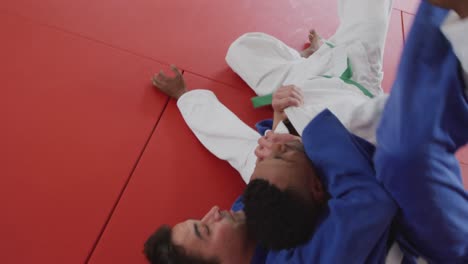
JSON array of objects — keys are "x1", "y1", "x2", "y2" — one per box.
[{"x1": 272, "y1": 112, "x2": 284, "y2": 131}]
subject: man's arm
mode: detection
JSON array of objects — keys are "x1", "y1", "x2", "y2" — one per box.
[{"x1": 152, "y1": 66, "x2": 260, "y2": 184}]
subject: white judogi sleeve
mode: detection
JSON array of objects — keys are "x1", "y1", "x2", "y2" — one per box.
[
  {"x1": 441, "y1": 12, "x2": 468, "y2": 96},
  {"x1": 285, "y1": 93, "x2": 388, "y2": 145},
  {"x1": 177, "y1": 90, "x2": 260, "y2": 184}
]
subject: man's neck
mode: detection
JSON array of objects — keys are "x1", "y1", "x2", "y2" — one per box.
[{"x1": 223, "y1": 239, "x2": 258, "y2": 264}]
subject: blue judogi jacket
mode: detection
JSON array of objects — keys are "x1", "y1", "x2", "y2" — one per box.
[
  {"x1": 233, "y1": 109, "x2": 397, "y2": 264},
  {"x1": 374, "y1": 1, "x2": 468, "y2": 263}
]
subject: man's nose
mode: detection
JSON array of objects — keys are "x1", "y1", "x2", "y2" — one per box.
[{"x1": 201, "y1": 206, "x2": 219, "y2": 223}]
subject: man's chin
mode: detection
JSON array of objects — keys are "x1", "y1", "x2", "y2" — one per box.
[{"x1": 230, "y1": 210, "x2": 246, "y2": 224}]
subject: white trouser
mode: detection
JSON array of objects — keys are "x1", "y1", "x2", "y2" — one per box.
[
  {"x1": 226, "y1": 0, "x2": 393, "y2": 97},
  {"x1": 178, "y1": 0, "x2": 393, "y2": 184}
]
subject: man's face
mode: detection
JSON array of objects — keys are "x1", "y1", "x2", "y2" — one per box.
[
  {"x1": 252, "y1": 132, "x2": 319, "y2": 201},
  {"x1": 172, "y1": 206, "x2": 248, "y2": 263}
]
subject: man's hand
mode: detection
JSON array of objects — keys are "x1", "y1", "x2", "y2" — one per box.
[
  {"x1": 152, "y1": 65, "x2": 187, "y2": 100},
  {"x1": 428, "y1": 0, "x2": 468, "y2": 18},
  {"x1": 272, "y1": 85, "x2": 304, "y2": 119},
  {"x1": 272, "y1": 85, "x2": 304, "y2": 129}
]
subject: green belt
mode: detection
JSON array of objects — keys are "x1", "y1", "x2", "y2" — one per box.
[
  {"x1": 322, "y1": 58, "x2": 375, "y2": 99},
  {"x1": 251, "y1": 42, "x2": 374, "y2": 108}
]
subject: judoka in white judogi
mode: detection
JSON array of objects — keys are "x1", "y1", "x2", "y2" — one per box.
[{"x1": 177, "y1": 0, "x2": 393, "y2": 184}]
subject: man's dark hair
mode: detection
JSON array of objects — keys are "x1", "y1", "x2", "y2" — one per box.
[
  {"x1": 143, "y1": 225, "x2": 219, "y2": 264},
  {"x1": 243, "y1": 179, "x2": 325, "y2": 250}
]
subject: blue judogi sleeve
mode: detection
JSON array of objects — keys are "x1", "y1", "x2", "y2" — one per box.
[
  {"x1": 263, "y1": 110, "x2": 397, "y2": 264},
  {"x1": 374, "y1": 1, "x2": 468, "y2": 262}
]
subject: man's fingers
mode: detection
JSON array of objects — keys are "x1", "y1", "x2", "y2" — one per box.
[
  {"x1": 152, "y1": 77, "x2": 167, "y2": 88},
  {"x1": 170, "y1": 65, "x2": 182, "y2": 77},
  {"x1": 258, "y1": 136, "x2": 273, "y2": 149},
  {"x1": 254, "y1": 146, "x2": 263, "y2": 159},
  {"x1": 281, "y1": 84, "x2": 295, "y2": 90},
  {"x1": 274, "y1": 97, "x2": 301, "y2": 111},
  {"x1": 282, "y1": 85, "x2": 303, "y2": 98},
  {"x1": 293, "y1": 86, "x2": 304, "y2": 97},
  {"x1": 278, "y1": 85, "x2": 301, "y2": 93},
  {"x1": 274, "y1": 89, "x2": 288, "y2": 99},
  {"x1": 274, "y1": 86, "x2": 293, "y2": 98},
  {"x1": 255, "y1": 146, "x2": 271, "y2": 160},
  {"x1": 269, "y1": 133, "x2": 301, "y2": 144},
  {"x1": 152, "y1": 78, "x2": 161, "y2": 86},
  {"x1": 254, "y1": 146, "x2": 267, "y2": 159},
  {"x1": 286, "y1": 90, "x2": 303, "y2": 104},
  {"x1": 271, "y1": 98, "x2": 286, "y2": 111},
  {"x1": 159, "y1": 70, "x2": 175, "y2": 81},
  {"x1": 273, "y1": 89, "x2": 303, "y2": 106},
  {"x1": 275, "y1": 86, "x2": 304, "y2": 101}
]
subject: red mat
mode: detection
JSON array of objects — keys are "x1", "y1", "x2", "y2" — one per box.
[
  {"x1": 382, "y1": 10, "x2": 405, "y2": 93},
  {"x1": 394, "y1": 0, "x2": 420, "y2": 14},
  {"x1": 1, "y1": 0, "x2": 405, "y2": 96},
  {"x1": 0, "y1": 13, "x2": 168, "y2": 263},
  {"x1": 0, "y1": 0, "x2": 341, "y2": 88},
  {"x1": 1, "y1": 0, "x2": 466, "y2": 263},
  {"x1": 88, "y1": 73, "x2": 271, "y2": 263},
  {"x1": 402, "y1": 12, "x2": 416, "y2": 41}
]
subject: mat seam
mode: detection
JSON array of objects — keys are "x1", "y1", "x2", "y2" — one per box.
[{"x1": 84, "y1": 90, "x2": 173, "y2": 263}]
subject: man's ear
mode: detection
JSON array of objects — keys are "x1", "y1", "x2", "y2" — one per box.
[{"x1": 309, "y1": 175, "x2": 327, "y2": 204}]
